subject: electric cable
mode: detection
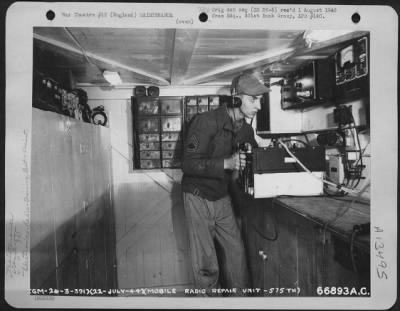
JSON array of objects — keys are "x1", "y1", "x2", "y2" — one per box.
[{"x1": 280, "y1": 139, "x2": 309, "y2": 148}]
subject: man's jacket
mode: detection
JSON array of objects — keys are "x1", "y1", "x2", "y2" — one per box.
[{"x1": 181, "y1": 105, "x2": 257, "y2": 201}]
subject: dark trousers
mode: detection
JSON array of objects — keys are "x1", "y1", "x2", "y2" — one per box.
[{"x1": 183, "y1": 192, "x2": 249, "y2": 295}]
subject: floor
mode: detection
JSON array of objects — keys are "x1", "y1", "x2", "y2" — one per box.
[{"x1": 113, "y1": 170, "x2": 194, "y2": 295}]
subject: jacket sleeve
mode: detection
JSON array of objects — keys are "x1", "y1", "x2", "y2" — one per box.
[{"x1": 182, "y1": 114, "x2": 225, "y2": 179}]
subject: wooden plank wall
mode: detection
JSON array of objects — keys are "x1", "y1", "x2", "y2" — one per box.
[{"x1": 31, "y1": 109, "x2": 115, "y2": 290}]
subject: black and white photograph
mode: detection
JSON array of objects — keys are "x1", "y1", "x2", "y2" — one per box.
[{"x1": 4, "y1": 2, "x2": 398, "y2": 310}]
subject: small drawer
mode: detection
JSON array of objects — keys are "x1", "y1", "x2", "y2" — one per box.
[
  {"x1": 140, "y1": 150, "x2": 160, "y2": 159},
  {"x1": 140, "y1": 142, "x2": 160, "y2": 151},
  {"x1": 162, "y1": 141, "x2": 181, "y2": 150},
  {"x1": 209, "y1": 96, "x2": 220, "y2": 107},
  {"x1": 186, "y1": 106, "x2": 198, "y2": 115},
  {"x1": 162, "y1": 159, "x2": 181, "y2": 168},
  {"x1": 186, "y1": 97, "x2": 197, "y2": 106},
  {"x1": 161, "y1": 133, "x2": 181, "y2": 142},
  {"x1": 140, "y1": 159, "x2": 161, "y2": 169},
  {"x1": 161, "y1": 117, "x2": 182, "y2": 132},
  {"x1": 160, "y1": 99, "x2": 182, "y2": 114},
  {"x1": 139, "y1": 133, "x2": 159, "y2": 142},
  {"x1": 162, "y1": 149, "x2": 182, "y2": 159},
  {"x1": 198, "y1": 96, "x2": 208, "y2": 106},
  {"x1": 137, "y1": 117, "x2": 159, "y2": 133},
  {"x1": 197, "y1": 105, "x2": 208, "y2": 114},
  {"x1": 136, "y1": 98, "x2": 159, "y2": 115}
]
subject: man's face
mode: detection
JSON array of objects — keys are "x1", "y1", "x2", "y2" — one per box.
[{"x1": 239, "y1": 94, "x2": 262, "y2": 118}]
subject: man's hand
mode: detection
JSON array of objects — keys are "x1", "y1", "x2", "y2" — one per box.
[{"x1": 224, "y1": 152, "x2": 246, "y2": 171}]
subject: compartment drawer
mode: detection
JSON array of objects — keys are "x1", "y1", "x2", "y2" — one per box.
[
  {"x1": 186, "y1": 97, "x2": 197, "y2": 106},
  {"x1": 197, "y1": 105, "x2": 208, "y2": 114},
  {"x1": 137, "y1": 117, "x2": 159, "y2": 133},
  {"x1": 162, "y1": 141, "x2": 181, "y2": 150},
  {"x1": 161, "y1": 117, "x2": 182, "y2": 132},
  {"x1": 136, "y1": 98, "x2": 159, "y2": 115},
  {"x1": 162, "y1": 159, "x2": 181, "y2": 168},
  {"x1": 160, "y1": 98, "x2": 182, "y2": 114},
  {"x1": 140, "y1": 159, "x2": 161, "y2": 169},
  {"x1": 139, "y1": 142, "x2": 160, "y2": 151},
  {"x1": 198, "y1": 96, "x2": 209, "y2": 106},
  {"x1": 140, "y1": 150, "x2": 160, "y2": 159},
  {"x1": 139, "y1": 133, "x2": 160, "y2": 142},
  {"x1": 162, "y1": 150, "x2": 182, "y2": 159},
  {"x1": 161, "y1": 133, "x2": 181, "y2": 142}
]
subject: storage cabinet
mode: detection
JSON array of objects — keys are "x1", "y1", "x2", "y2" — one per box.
[
  {"x1": 31, "y1": 109, "x2": 116, "y2": 293},
  {"x1": 132, "y1": 96, "x2": 183, "y2": 169}
]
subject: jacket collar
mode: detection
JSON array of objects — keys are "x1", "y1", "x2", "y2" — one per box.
[{"x1": 217, "y1": 104, "x2": 244, "y2": 133}]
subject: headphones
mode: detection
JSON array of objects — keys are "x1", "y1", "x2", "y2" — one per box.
[
  {"x1": 228, "y1": 84, "x2": 242, "y2": 108},
  {"x1": 230, "y1": 96, "x2": 242, "y2": 108}
]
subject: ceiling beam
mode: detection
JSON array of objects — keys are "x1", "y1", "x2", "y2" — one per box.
[
  {"x1": 183, "y1": 47, "x2": 296, "y2": 85},
  {"x1": 33, "y1": 33, "x2": 170, "y2": 85},
  {"x1": 170, "y1": 29, "x2": 199, "y2": 85}
]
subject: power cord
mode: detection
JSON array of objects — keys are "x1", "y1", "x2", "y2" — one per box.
[{"x1": 277, "y1": 139, "x2": 361, "y2": 195}]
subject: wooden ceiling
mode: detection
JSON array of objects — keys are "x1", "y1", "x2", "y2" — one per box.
[{"x1": 33, "y1": 27, "x2": 368, "y2": 88}]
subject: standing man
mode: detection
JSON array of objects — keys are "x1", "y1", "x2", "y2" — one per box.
[{"x1": 181, "y1": 72, "x2": 269, "y2": 295}]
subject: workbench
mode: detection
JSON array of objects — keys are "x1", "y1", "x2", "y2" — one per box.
[{"x1": 239, "y1": 194, "x2": 371, "y2": 296}]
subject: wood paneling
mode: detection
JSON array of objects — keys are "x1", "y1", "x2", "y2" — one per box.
[
  {"x1": 31, "y1": 109, "x2": 115, "y2": 291},
  {"x1": 243, "y1": 197, "x2": 369, "y2": 296}
]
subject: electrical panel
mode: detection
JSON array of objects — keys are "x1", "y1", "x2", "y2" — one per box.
[{"x1": 281, "y1": 58, "x2": 335, "y2": 110}]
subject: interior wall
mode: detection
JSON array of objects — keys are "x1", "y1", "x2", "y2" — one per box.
[{"x1": 84, "y1": 86, "x2": 229, "y2": 183}]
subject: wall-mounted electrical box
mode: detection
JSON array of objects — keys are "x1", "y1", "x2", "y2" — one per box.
[{"x1": 281, "y1": 58, "x2": 336, "y2": 110}]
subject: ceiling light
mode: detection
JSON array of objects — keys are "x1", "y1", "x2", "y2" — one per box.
[{"x1": 103, "y1": 70, "x2": 122, "y2": 85}]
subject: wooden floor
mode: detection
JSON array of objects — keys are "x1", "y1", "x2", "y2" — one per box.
[{"x1": 113, "y1": 170, "x2": 194, "y2": 294}]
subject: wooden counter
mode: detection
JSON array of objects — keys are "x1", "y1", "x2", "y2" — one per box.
[
  {"x1": 275, "y1": 196, "x2": 370, "y2": 252},
  {"x1": 240, "y1": 195, "x2": 371, "y2": 296}
]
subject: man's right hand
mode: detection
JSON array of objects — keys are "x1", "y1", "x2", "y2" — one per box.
[{"x1": 224, "y1": 152, "x2": 241, "y2": 171}]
